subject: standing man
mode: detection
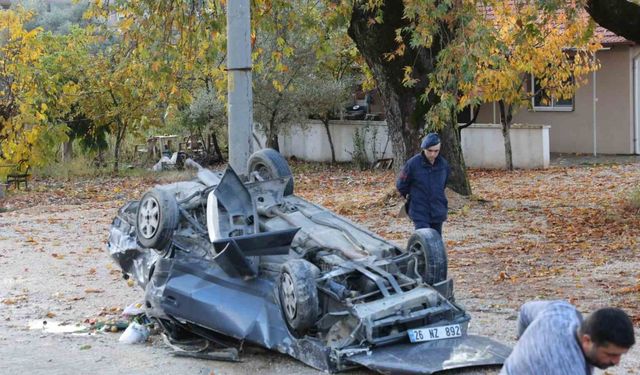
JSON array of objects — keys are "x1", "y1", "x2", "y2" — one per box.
[
  {"x1": 501, "y1": 300, "x2": 635, "y2": 375},
  {"x1": 396, "y1": 132, "x2": 450, "y2": 235}
]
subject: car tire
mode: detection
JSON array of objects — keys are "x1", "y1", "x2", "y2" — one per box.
[
  {"x1": 407, "y1": 228, "x2": 447, "y2": 285},
  {"x1": 247, "y1": 148, "x2": 294, "y2": 196},
  {"x1": 278, "y1": 259, "x2": 320, "y2": 337},
  {"x1": 136, "y1": 188, "x2": 179, "y2": 254}
]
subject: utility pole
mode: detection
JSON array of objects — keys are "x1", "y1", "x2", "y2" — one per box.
[{"x1": 227, "y1": 0, "x2": 253, "y2": 176}]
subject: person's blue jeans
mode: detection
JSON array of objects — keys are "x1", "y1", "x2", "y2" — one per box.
[{"x1": 414, "y1": 221, "x2": 443, "y2": 236}]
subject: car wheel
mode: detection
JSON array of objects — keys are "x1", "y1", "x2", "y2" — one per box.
[
  {"x1": 247, "y1": 148, "x2": 294, "y2": 195},
  {"x1": 407, "y1": 228, "x2": 447, "y2": 285},
  {"x1": 279, "y1": 259, "x2": 320, "y2": 337},
  {"x1": 136, "y1": 188, "x2": 179, "y2": 254}
]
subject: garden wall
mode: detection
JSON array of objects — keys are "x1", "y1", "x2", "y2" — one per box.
[{"x1": 254, "y1": 120, "x2": 550, "y2": 169}]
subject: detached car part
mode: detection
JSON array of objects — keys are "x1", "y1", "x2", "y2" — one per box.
[{"x1": 107, "y1": 149, "x2": 510, "y2": 374}]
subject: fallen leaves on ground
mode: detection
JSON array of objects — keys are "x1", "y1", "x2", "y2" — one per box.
[{"x1": 297, "y1": 162, "x2": 640, "y2": 321}]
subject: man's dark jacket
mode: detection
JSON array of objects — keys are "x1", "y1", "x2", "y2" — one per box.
[{"x1": 396, "y1": 153, "x2": 450, "y2": 225}]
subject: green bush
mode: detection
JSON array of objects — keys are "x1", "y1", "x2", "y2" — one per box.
[{"x1": 351, "y1": 127, "x2": 369, "y2": 170}]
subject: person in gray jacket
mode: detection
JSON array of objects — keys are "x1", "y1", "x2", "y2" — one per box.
[{"x1": 501, "y1": 300, "x2": 635, "y2": 375}]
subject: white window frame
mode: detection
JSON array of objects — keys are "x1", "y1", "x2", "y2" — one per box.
[{"x1": 530, "y1": 74, "x2": 574, "y2": 112}]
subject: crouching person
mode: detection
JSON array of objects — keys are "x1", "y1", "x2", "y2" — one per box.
[{"x1": 501, "y1": 300, "x2": 635, "y2": 375}]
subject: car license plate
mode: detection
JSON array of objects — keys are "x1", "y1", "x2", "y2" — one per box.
[{"x1": 408, "y1": 324, "x2": 462, "y2": 343}]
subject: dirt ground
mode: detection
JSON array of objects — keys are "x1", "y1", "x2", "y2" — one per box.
[{"x1": 1, "y1": 158, "x2": 639, "y2": 375}]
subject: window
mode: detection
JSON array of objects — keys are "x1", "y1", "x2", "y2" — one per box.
[{"x1": 530, "y1": 74, "x2": 574, "y2": 112}]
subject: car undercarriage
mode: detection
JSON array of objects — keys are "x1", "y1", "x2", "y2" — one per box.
[{"x1": 107, "y1": 149, "x2": 510, "y2": 374}]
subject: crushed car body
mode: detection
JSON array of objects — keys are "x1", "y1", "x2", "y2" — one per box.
[{"x1": 107, "y1": 149, "x2": 510, "y2": 374}]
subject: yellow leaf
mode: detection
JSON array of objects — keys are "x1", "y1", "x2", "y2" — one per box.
[
  {"x1": 119, "y1": 17, "x2": 134, "y2": 31},
  {"x1": 272, "y1": 79, "x2": 284, "y2": 92}
]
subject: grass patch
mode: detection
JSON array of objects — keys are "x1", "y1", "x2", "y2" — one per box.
[
  {"x1": 625, "y1": 187, "x2": 640, "y2": 214},
  {"x1": 32, "y1": 155, "x2": 199, "y2": 183},
  {"x1": 33, "y1": 155, "x2": 112, "y2": 180},
  {"x1": 290, "y1": 159, "x2": 369, "y2": 175}
]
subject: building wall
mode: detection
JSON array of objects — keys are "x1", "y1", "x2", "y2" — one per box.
[
  {"x1": 476, "y1": 45, "x2": 634, "y2": 154},
  {"x1": 270, "y1": 120, "x2": 394, "y2": 163}
]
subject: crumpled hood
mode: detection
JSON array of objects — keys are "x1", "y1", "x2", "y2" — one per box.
[{"x1": 345, "y1": 335, "x2": 511, "y2": 374}]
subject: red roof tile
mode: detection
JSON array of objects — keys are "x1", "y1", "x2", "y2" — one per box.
[{"x1": 596, "y1": 26, "x2": 633, "y2": 45}]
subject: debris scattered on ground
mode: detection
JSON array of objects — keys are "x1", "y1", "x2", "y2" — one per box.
[
  {"x1": 28, "y1": 320, "x2": 88, "y2": 334},
  {"x1": 119, "y1": 322, "x2": 150, "y2": 344},
  {"x1": 122, "y1": 301, "x2": 145, "y2": 316}
]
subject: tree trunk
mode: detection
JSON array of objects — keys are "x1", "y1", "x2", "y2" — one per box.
[
  {"x1": 96, "y1": 149, "x2": 105, "y2": 168},
  {"x1": 585, "y1": 0, "x2": 640, "y2": 44},
  {"x1": 498, "y1": 101, "x2": 513, "y2": 171},
  {"x1": 322, "y1": 117, "x2": 336, "y2": 163},
  {"x1": 266, "y1": 120, "x2": 280, "y2": 151},
  {"x1": 62, "y1": 141, "x2": 73, "y2": 162},
  {"x1": 348, "y1": 0, "x2": 472, "y2": 195},
  {"x1": 109, "y1": 90, "x2": 124, "y2": 172},
  {"x1": 211, "y1": 131, "x2": 224, "y2": 162},
  {"x1": 113, "y1": 135, "x2": 121, "y2": 172},
  {"x1": 441, "y1": 114, "x2": 471, "y2": 194},
  {"x1": 113, "y1": 120, "x2": 127, "y2": 173}
]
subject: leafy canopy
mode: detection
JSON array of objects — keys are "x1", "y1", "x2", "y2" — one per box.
[{"x1": 0, "y1": 8, "x2": 74, "y2": 169}]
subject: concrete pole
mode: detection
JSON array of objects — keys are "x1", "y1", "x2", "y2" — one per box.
[{"x1": 227, "y1": 0, "x2": 253, "y2": 176}]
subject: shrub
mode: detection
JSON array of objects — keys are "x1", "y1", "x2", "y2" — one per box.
[
  {"x1": 351, "y1": 127, "x2": 369, "y2": 170},
  {"x1": 626, "y1": 187, "x2": 640, "y2": 214}
]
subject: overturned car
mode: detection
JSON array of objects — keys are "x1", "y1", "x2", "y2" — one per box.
[{"x1": 107, "y1": 149, "x2": 510, "y2": 374}]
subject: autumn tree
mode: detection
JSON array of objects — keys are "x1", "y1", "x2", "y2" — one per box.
[
  {"x1": 0, "y1": 8, "x2": 74, "y2": 170},
  {"x1": 302, "y1": 32, "x2": 362, "y2": 164},
  {"x1": 77, "y1": 1, "x2": 474, "y2": 188},
  {"x1": 252, "y1": 1, "x2": 363, "y2": 154},
  {"x1": 80, "y1": 1, "x2": 228, "y2": 171},
  {"x1": 20, "y1": 0, "x2": 96, "y2": 162},
  {"x1": 252, "y1": 35, "x2": 316, "y2": 151},
  {"x1": 177, "y1": 87, "x2": 226, "y2": 162},
  {"x1": 467, "y1": 1, "x2": 600, "y2": 170},
  {"x1": 345, "y1": 0, "x2": 480, "y2": 194},
  {"x1": 343, "y1": 1, "x2": 608, "y2": 190},
  {"x1": 1, "y1": 3, "x2": 182, "y2": 172},
  {"x1": 3, "y1": 0, "x2": 613, "y2": 182}
]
